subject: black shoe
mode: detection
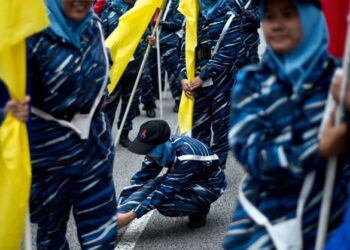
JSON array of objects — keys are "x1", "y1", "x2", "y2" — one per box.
[
  {"x1": 142, "y1": 104, "x2": 156, "y2": 118},
  {"x1": 146, "y1": 108, "x2": 156, "y2": 118},
  {"x1": 173, "y1": 100, "x2": 180, "y2": 113},
  {"x1": 119, "y1": 132, "x2": 131, "y2": 148},
  {"x1": 187, "y1": 206, "x2": 210, "y2": 229}
]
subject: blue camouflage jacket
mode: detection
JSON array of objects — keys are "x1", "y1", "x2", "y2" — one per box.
[
  {"x1": 27, "y1": 16, "x2": 114, "y2": 175},
  {"x1": 122, "y1": 136, "x2": 226, "y2": 218},
  {"x1": 179, "y1": 3, "x2": 244, "y2": 96},
  {"x1": 100, "y1": 0, "x2": 148, "y2": 76},
  {"x1": 158, "y1": 0, "x2": 184, "y2": 47},
  {"x1": 229, "y1": 52, "x2": 341, "y2": 184}
]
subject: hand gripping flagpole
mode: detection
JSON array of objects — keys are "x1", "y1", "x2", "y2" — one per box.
[
  {"x1": 315, "y1": 8, "x2": 350, "y2": 250},
  {"x1": 114, "y1": 0, "x2": 168, "y2": 148}
]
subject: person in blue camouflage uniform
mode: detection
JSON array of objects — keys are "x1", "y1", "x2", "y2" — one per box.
[
  {"x1": 100, "y1": 0, "x2": 148, "y2": 147},
  {"x1": 223, "y1": 0, "x2": 348, "y2": 249},
  {"x1": 179, "y1": 0, "x2": 257, "y2": 170},
  {"x1": 227, "y1": 0, "x2": 260, "y2": 65},
  {"x1": 116, "y1": 120, "x2": 226, "y2": 229},
  {"x1": 27, "y1": 0, "x2": 117, "y2": 249},
  {"x1": 140, "y1": 0, "x2": 184, "y2": 116}
]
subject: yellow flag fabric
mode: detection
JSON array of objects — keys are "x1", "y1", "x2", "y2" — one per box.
[
  {"x1": 177, "y1": 0, "x2": 199, "y2": 134},
  {"x1": 106, "y1": 0, "x2": 163, "y2": 94},
  {"x1": 0, "y1": 0, "x2": 48, "y2": 248}
]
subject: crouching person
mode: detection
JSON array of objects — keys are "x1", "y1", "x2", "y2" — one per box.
[{"x1": 117, "y1": 120, "x2": 227, "y2": 229}]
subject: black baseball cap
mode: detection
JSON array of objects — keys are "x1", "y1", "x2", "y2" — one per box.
[{"x1": 128, "y1": 120, "x2": 171, "y2": 155}]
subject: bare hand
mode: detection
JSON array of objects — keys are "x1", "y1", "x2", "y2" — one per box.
[
  {"x1": 319, "y1": 110, "x2": 348, "y2": 157},
  {"x1": 181, "y1": 79, "x2": 194, "y2": 98},
  {"x1": 117, "y1": 211, "x2": 136, "y2": 228},
  {"x1": 189, "y1": 76, "x2": 203, "y2": 92},
  {"x1": 5, "y1": 96, "x2": 30, "y2": 122},
  {"x1": 331, "y1": 70, "x2": 350, "y2": 109},
  {"x1": 147, "y1": 36, "x2": 156, "y2": 46}
]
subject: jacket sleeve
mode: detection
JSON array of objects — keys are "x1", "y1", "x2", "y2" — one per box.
[
  {"x1": 0, "y1": 108, "x2": 5, "y2": 125},
  {"x1": 130, "y1": 160, "x2": 163, "y2": 185},
  {"x1": 178, "y1": 32, "x2": 187, "y2": 80},
  {"x1": 100, "y1": 3, "x2": 120, "y2": 38},
  {"x1": 118, "y1": 160, "x2": 163, "y2": 206},
  {"x1": 229, "y1": 69, "x2": 326, "y2": 184},
  {"x1": 161, "y1": 9, "x2": 184, "y2": 32},
  {"x1": 133, "y1": 159, "x2": 197, "y2": 218},
  {"x1": 198, "y1": 17, "x2": 242, "y2": 81}
]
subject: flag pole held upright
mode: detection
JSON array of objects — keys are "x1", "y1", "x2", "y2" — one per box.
[
  {"x1": 177, "y1": 0, "x2": 199, "y2": 135},
  {"x1": 114, "y1": 0, "x2": 168, "y2": 148},
  {"x1": 315, "y1": 7, "x2": 350, "y2": 250}
]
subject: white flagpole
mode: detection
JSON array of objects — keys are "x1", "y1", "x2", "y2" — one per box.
[
  {"x1": 155, "y1": 0, "x2": 171, "y2": 118},
  {"x1": 114, "y1": 0, "x2": 168, "y2": 147},
  {"x1": 156, "y1": 27, "x2": 163, "y2": 118},
  {"x1": 24, "y1": 209, "x2": 32, "y2": 250},
  {"x1": 315, "y1": 10, "x2": 350, "y2": 250}
]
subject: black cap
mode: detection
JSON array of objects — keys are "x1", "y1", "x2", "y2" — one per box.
[{"x1": 128, "y1": 120, "x2": 171, "y2": 155}]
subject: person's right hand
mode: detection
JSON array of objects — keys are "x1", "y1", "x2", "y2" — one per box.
[
  {"x1": 117, "y1": 211, "x2": 135, "y2": 229},
  {"x1": 147, "y1": 36, "x2": 156, "y2": 46},
  {"x1": 331, "y1": 70, "x2": 350, "y2": 109},
  {"x1": 5, "y1": 96, "x2": 31, "y2": 122},
  {"x1": 319, "y1": 110, "x2": 348, "y2": 157}
]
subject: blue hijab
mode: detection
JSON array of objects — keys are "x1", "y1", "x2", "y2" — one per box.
[
  {"x1": 113, "y1": 0, "x2": 134, "y2": 13},
  {"x1": 263, "y1": 0, "x2": 329, "y2": 91},
  {"x1": 199, "y1": 0, "x2": 225, "y2": 19},
  {"x1": 45, "y1": 0, "x2": 93, "y2": 48},
  {"x1": 147, "y1": 141, "x2": 175, "y2": 167}
]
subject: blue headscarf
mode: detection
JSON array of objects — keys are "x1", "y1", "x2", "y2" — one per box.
[
  {"x1": 147, "y1": 141, "x2": 175, "y2": 167},
  {"x1": 45, "y1": 0, "x2": 93, "y2": 48},
  {"x1": 199, "y1": 0, "x2": 225, "y2": 19},
  {"x1": 263, "y1": 0, "x2": 329, "y2": 91},
  {"x1": 112, "y1": 0, "x2": 134, "y2": 13}
]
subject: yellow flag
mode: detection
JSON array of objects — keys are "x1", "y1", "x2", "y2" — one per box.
[
  {"x1": 177, "y1": 0, "x2": 199, "y2": 134},
  {"x1": 106, "y1": 0, "x2": 163, "y2": 94},
  {"x1": 0, "y1": 0, "x2": 48, "y2": 248}
]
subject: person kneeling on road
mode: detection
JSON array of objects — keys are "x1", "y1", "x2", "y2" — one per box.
[{"x1": 117, "y1": 120, "x2": 226, "y2": 229}]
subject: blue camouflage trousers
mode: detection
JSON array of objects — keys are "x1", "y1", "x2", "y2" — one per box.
[
  {"x1": 30, "y1": 171, "x2": 117, "y2": 250},
  {"x1": 141, "y1": 45, "x2": 182, "y2": 107},
  {"x1": 118, "y1": 177, "x2": 213, "y2": 217},
  {"x1": 192, "y1": 91, "x2": 231, "y2": 170},
  {"x1": 104, "y1": 72, "x2": 140, "y2": 131}
]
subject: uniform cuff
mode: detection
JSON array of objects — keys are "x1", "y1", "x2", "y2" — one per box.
[
  {"x1": 134, "y1": 205, "x2": 148, "y2": 218},
  {"x1": 199, "y1": 69, "x2": 210, "y2": 81}
]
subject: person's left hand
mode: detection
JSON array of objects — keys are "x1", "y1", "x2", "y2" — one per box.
[
  {"x1": 331, "y1": 71, "x2": 350, "y2": 109},
  {"x1": 117, "y1": 211, "x2": 136, "y2": 228},
  {"x1": 189, "y1": 76, "x2": 203, "y2": 92},
  {"x1": 318, "y1": 110, "x2": 348, "y2": 157},
  {"x1": 181, "y1": 79, "x2": 194, "y2": 98}
]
